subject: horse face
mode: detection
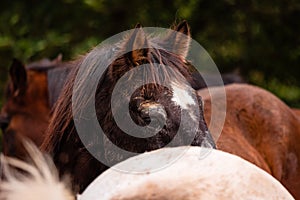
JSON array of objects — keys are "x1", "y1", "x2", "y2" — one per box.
[
  {"x1": 96, "y1": 22, "x2": 215, "y2": 161},
  {"x1": 127, "y1": 81, "x2": 213, "y2": 151},
  {"x1": 1, "y1": 59, "x2": 50, "y2": 157}
]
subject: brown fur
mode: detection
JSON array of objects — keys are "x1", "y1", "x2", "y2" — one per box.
[
  {"x1": 1, "y1": 67, "x2": 50, "y2": 158},
  {"x1": 0, "y1": 56, "x2": 70, "y2": 159},
  {"x1": 198, "y1": 84, "x2": 300, "y2": 199},
  {"x1": 293, "y1": 108, "x2": 300, "y2": 118}
]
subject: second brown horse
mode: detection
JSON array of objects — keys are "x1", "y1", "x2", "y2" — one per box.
[
  {"x1": 0, "y1": 56, "x2": 72, "y2": 158},
  {"x1": 199, "y1": 84, "x2": 300, "y2": 199}
]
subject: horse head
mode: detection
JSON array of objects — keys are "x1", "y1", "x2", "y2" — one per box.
[
  {"x1": 0, "y1": 56, "x2": 64, "y2": 158},
  {"x1": 94, "y1": 22, "x2": 215, "y2": 159}
]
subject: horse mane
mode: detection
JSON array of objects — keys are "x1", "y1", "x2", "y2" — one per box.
[
  {"x1": 27, "y1": 56, "x2": 78, "y2": 108},
  {"x1": 41, "y1": 57, "x2": 83, "y2": 153},
  {"x1": 46, "y1": 60, "x2": 79, "y2": 108},
  {"x1": 26, "y1": 54, "x2": 63, "y2": 72},
  {"x1": 26, "y1": 60, "x2": 56, "y2": 71}
]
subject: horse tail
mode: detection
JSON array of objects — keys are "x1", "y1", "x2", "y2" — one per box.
[{"x1": 0, "y1": 140, "x2": 74, "y2": 200}]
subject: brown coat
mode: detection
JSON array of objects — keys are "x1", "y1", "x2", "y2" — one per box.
[{"x1": 198, "y1": 84, "x2": 300, "y2": 199}]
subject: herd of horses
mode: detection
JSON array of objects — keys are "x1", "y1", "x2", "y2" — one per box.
[{"x1": 0, "y1": 21, "x2": 299, "y2": 199}]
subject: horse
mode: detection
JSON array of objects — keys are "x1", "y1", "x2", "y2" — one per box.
[
  {"x1": 192, "y1": 69, "x2": 245, "y2": 89},
  {"x1": 0, "y1": 55, "x2": 241, "y2": 159},
  {"x1": 198, "y1": 84, "x2": 300, "y2": 199},
  {"x1": 0, "y1": 141, "x2": 75, "y2": 200},
  {"x1": 0, "y1": 144, "x2": 294, "y2": 200},
  {"x1": 0, "y1": 55, "x2": 72, "y2": 158},
  {"x1": 293, "y1": 108, "x2": 300, "y2": 118},
  {"x1": 80, "y1": 146, "x2": 294, "y2": 200},
  {"x1": 41, "y1": 21, "x2": 216, "y2": 193}
]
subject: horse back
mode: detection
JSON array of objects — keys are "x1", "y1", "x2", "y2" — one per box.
[{"x1": 198, "y1": 84, "x2": 300, "y2": 199}]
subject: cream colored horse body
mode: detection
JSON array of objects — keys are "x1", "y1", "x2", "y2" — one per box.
[{"x1": 1, "y1": 145, "x2": 293, "y2": 200}]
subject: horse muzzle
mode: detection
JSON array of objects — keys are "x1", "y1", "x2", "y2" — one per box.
[{"x1": 138, "y1": 101, "x2": 167, "y2": 131}]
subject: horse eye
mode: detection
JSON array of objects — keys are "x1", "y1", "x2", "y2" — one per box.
[
  {"x1": 0, "y1": 115, "x2": 10, "y2": 132},
  {"x1": 132, "y1": 96, "x2": 145, "y2": 103},
  {"x1": 130, "y1": 96, "x2": 144, "y2": 109},
  {"x1": 133, "y1": 97, "x2": 145, "y2": 101}
]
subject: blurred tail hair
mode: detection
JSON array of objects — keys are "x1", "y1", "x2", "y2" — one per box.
[{"x1": 0, "y1": 140, "x2": 74, "y2": 200}]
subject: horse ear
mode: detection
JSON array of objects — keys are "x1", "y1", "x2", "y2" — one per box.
[
  {"x1": 9, "y1": 58, "x2": 27, "y2": 96},
  {"x1": 175, "y1": 20, "x2": 190, "y2": 36},
  {"x1": 53, "y1": 53, "x2": 63, "y2": 63},
  {"x1": 124, "y1": 24, "x2": 149, "y2": 65},
  {"x1": 167, "y1": 20, "x2": 191, "y2": 59}
]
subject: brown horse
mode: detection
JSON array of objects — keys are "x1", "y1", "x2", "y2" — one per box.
[
  {"x1": 198, "y1": 84, "x2": 300, "y2": 199},
  {"x1": 293, "y1": 108, "x2": 300, "y2": 118},
  {"x1": 41, "y1": 21, "x2": 215, "y2": 193},
  {"x1": 0, "y1": 55, "x2": 72, "y2": 158}
]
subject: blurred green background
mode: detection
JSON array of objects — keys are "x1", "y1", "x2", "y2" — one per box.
[{"x1": 1, "y1": 0, "x2": 300, "y2": 146}]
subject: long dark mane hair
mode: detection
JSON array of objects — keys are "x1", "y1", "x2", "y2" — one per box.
[{"x1": 41, "y1": 21, "x2": 215, "y2": 193}]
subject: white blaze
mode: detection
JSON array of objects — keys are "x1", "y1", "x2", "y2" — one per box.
[{"x1": 171, "y1": 81, "x2": 196, "y2": 110}]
